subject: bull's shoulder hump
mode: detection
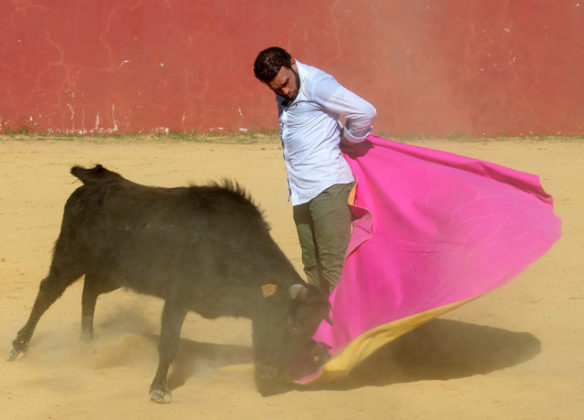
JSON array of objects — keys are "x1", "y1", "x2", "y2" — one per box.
[
  {"x1": 209, "y1": 179, "x2": 255, "y2": 202},
  {"x1": 188, "y1": 181, "x2": 269, "y2": 227}
]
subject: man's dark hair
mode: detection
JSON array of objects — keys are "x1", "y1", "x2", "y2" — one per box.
[{"x1": 254, "y1": 47, "x2": 292, "y2": 82}]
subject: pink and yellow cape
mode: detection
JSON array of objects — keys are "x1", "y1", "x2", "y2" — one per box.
[{"x1": 295, "y1": 135, "x2": 561, "y2": 383}]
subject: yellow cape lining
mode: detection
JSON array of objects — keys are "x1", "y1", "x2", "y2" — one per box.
[{"x1": 304, "y1": 296, "x2": 479, "y2": 384}]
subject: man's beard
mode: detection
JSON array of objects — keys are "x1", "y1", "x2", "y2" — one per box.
[{"x1": 281, "y1": 68, "x2": 301, "y2": 105}]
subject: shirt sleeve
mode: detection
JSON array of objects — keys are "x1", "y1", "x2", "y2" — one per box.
[{"x1": 311, "y1": 75, "x2": 377, "y2": 143}]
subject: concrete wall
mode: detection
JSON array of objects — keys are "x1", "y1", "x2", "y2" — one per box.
[{"x1": 1, "y1": 0, "x2": 582, "y2": 136}]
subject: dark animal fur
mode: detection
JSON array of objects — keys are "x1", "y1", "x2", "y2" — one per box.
[{"x1": 10, "y1": 165, "x2": 328, "y2": 402}]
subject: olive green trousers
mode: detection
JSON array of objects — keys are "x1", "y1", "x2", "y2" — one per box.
[{"x1": 292, "y1": 182, "x2": 354, "y2": 293}]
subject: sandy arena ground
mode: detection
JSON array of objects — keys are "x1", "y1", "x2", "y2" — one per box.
[{"x1": 0, "y1": 135, "x2": 582, "y2": 419}]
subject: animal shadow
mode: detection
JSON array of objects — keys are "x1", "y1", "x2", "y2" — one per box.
[
  {"x1": 309, "y1": 318, "x2": 541, "y2": 390},
  {"x1": 162, "y1": 337, "x2": 253, "y2": 390}
]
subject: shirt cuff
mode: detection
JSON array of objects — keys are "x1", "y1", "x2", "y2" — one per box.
[{"x1": 342, "y1": 125, "x2": 371, "y2": 144}]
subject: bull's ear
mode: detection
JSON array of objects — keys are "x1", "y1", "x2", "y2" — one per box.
[{"x1": 289, "y1": 283, "x2": 309, "y2": 300}]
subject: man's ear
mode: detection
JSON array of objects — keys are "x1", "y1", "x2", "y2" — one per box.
[{"x1": 290, "y1": 57, "x2": 298, "y2": 72}]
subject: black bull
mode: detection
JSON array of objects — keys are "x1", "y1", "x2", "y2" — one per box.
[{"x1": 9, "y1": 165, "x2": 329, "y2": 402}]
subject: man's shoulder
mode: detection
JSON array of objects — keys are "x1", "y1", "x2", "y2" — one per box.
[
  {"x1": 297, "y1": 60, "x2": 333, "y2": 83},
  {"x1": 297, "y1": 61, "x2": 338, "y2": 99}
]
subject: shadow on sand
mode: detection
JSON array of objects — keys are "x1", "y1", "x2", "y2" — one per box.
[
  {"x1": 165, "y1": 338, "x2": 253, "y2": 390},
  {"x1": 141, "y1": 318, "x2": 540, "y2": 394},
  {"x1": 305, "y1": 318, "x2": 541, "y2": 391}
]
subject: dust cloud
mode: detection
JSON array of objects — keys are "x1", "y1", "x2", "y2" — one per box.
[{"x1": 1, "y1": 138, "x2": 582, "y2": 419}]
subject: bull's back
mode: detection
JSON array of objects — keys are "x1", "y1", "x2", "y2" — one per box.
[{"x1": 64, "y1": 169, "x2": 275, "y2": 302}]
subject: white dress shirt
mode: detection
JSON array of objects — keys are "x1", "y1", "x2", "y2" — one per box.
[{"x1": 276, "y1": 60, "x2": 376, "y2": 205}]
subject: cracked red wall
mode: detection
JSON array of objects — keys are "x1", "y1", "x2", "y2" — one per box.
[{"x1": 1, "y1": 0, "x2": 583, "y2": 136}]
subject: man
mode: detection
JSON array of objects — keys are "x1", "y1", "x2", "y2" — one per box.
[{"x1": 253, "y1": 46, "x2": 376, "y2": 294}]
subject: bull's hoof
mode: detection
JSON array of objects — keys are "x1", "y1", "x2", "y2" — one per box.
[
  {"x1": 150, "y1": 389, "x2": 171, "y2": 404},
  {"x1": 8, "y1": 347, "x2": 22, "y2": 361},
  {"x1": 256, "y1": 379, "x2": 290, "y2": 397},
  {"x1": 254, "y1": 370, "x2": 291, "y2": 397}
]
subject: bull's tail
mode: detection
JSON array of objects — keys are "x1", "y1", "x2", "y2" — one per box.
[{"x1": 71, "y1": 164, "x2": 122, "y2": 184}]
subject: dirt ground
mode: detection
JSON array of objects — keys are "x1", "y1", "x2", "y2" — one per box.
[{"x1": 0, "y1": 135, "x2": 582, "y2": 419}]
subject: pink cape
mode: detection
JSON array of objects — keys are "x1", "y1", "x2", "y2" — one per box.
[{"x1": 294, "y1": 135, "x2": 561, "y2": 383}]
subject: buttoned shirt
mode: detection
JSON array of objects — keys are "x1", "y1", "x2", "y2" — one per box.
[{"x1": 276, "y1": 60, "x2": 376, "y2": 205}]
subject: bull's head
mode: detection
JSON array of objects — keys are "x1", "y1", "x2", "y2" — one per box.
[{"x1": 252, "y1": 282, "x2": 330, "y2": 394}]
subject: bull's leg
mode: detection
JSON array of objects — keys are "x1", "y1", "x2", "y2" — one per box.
[
  {"x1": 149, "y1": 300, "x2": 187, "y2": 404},
  {"x1": 10, "y1": 265, "x2": 83, "y2": 360},
  {"x1": 81, "y1": 274, "x2": 120, "y2": 341},
  {"x1": 9, "y1": 231, "x2": 86, "y2": 361}
]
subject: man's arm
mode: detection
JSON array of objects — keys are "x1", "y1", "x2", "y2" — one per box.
[{"x1": 313, "y1": 76, "x2": 377, "y2": 145}]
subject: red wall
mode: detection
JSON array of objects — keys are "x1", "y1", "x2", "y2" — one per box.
[{"x1": 1, "y1": 0, "x2": 583, "y2": 136}]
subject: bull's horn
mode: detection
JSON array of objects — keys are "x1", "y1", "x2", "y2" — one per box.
[{"x1": 289, "y1": 283, "x2": 309, "y2": 300}]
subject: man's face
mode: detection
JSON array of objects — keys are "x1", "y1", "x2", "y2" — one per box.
[{"x1": 265, "y1": 61, "x2": 300, "y2": 102}]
